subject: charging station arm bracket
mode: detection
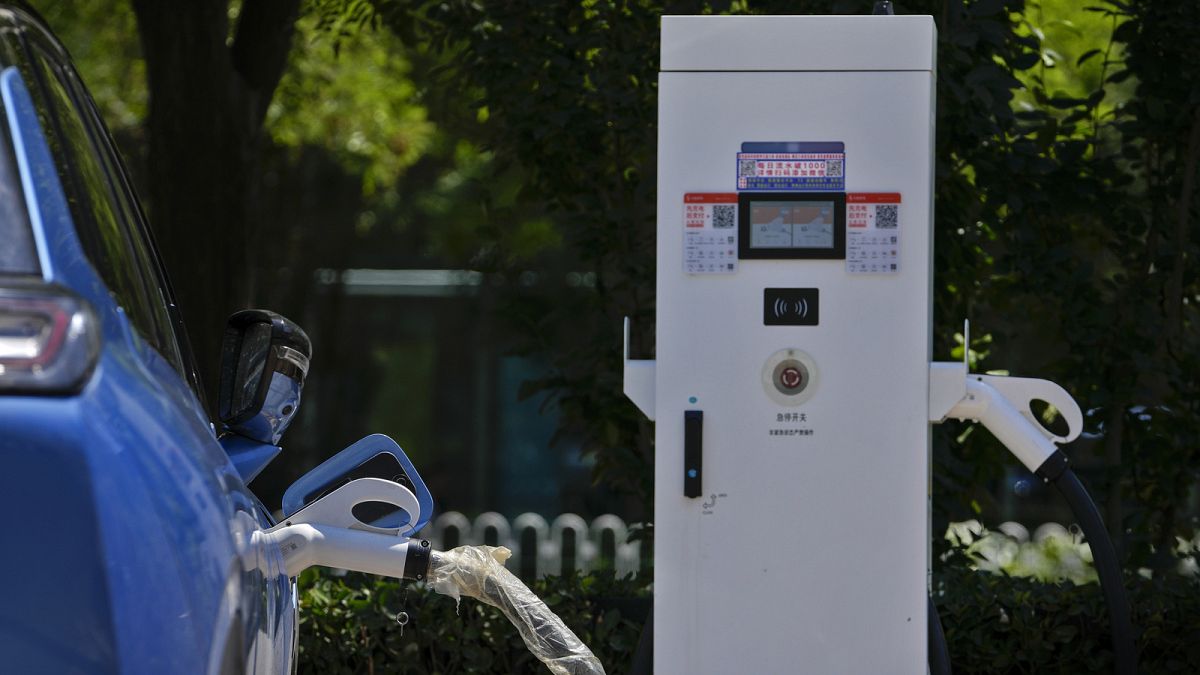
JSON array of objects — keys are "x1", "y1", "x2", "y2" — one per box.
[
  {"x1": 624, "y1": 316, "x2": 656, "y2": 420},
  {"x1": 928, "y1": 361, "x2": 968, "y2": 423},
  {"x1": 929, "y1": 363, "x2": 1084, "y2": 473}
]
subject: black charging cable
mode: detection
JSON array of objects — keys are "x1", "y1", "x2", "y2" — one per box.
[
  {"x1": 931, "y1": 451, "x2": 1136, "y2": 675},
  {"x1": 1037, "y1": 452, "x2": 1137, "y2": 674},
  {"x1": 929, "y1": 594, "x2": 952, "y2": 675}
]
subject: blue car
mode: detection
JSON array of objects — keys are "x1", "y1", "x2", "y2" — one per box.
[{"x1": 0, "y1": 6, "x2": 304, "y2": 673}]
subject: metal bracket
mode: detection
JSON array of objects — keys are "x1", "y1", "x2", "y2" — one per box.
[
  {"x1": 927, "y1": 361, "x2": 967, "y2": 423},
  {"x1": 623, "y1": 316, "x2": 656, "y2": 420}
]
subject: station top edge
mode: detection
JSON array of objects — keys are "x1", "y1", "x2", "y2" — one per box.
[{"x1": 661, "y1": 15, "x2": 937, "y2": 73}]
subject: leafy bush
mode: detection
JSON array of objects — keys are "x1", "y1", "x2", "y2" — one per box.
[
  {"x1": 948, "y1": 519, "x2": 1200, "y2": 585},
  {"x1": 297, "y1": 568, "x2": 649, "y2": 674},
  {"x1": 299, "y1": 561, "x2": 1200, "y2": 674},
  {"x1": 948, "y1": 520, "x2": 1101, "y2": 584},
  {"x1": 936, "y1": 557, "x2": 1200, "y2": 674}
]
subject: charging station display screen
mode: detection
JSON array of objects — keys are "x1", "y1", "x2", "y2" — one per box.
[
  {"x1": 738, "y1": 192, "x2": 846, "y2": 259},
  {"x1": 749, "y1": 201, "x2": 835, "y2": 249}
]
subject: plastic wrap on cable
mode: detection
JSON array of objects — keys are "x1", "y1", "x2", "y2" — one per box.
[{"x1": 429, "y1": 545, "x2": 606, "y2": 675}]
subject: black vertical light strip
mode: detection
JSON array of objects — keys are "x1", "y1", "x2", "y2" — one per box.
[{"x1": 684, "y1": 410, "x2": 703, "y2": 498}]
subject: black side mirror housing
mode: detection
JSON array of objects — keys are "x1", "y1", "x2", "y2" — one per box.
[{"x1": 218, "y1": 309, "x2": 311, "y2": 445}]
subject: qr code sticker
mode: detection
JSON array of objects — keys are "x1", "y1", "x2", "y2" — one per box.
[
  {"x1": 875, "y1": 204, "x2": 898, "y2": 229},
  {"x1": 738, "y1": 159, "x2": 758, "y2": 177},
  {"x1": 826, "y1": 158, "x2": 844, "y2": 177},
  {"x1": 712, "y1": 205, "x2": 735, "y2": 229}
]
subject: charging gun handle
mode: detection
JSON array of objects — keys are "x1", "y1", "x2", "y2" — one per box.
[{"x1": 945, "y1": 377, "x2": 1063, "y2": 473}]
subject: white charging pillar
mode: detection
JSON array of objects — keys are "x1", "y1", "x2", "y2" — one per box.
[{"x1": 635, "y1": 15, "x2": 937, "y2": 673}]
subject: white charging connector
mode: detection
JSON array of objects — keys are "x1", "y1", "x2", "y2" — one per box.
[
  {"x1": 930, "y1": 364, "x2": 1083, "y2": 473},
  {"x1": 255, "y1": 522, "x2": 429, "y2": 579},
  {"x1": 253, "y1": 477, "x2": 431, "y2": 580}
]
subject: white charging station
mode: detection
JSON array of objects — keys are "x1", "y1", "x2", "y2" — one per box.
[{"x1": 625, "y1": 15, "x2": 938, "y2": 673}]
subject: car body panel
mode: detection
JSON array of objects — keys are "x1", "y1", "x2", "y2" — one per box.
[{"x1": 0, "y1": 395, "x2": 120, "y2": 674}]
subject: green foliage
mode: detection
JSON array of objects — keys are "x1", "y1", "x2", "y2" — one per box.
[
  {"x1": 296, "y1": 568, "x2": 648, "y2": 674},
  {"x1": 298, "y1": 563, "x2": 1200, "y2": 674},
  {"x1": 935, "y1": 556, "x2": 1200, "y2": 674},
  {"x1": 947, "y1": 520, "x2": 1100, "y2": 584},
  {"x1": 35, "y1": 0, "x2": 146, "y2": 132},
  {"x1": 267, "y1": 12, "x2": 436, "y2": 197},
  {"x1": 944, "y1": 0, "x2": 1200, "y2": 568},
  {"x1": 1012, "y1": 0, "x2": 1133, "y2": 120}
]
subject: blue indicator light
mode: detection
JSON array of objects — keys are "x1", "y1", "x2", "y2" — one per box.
[
  {"x1": 688, "y1": 396, "x2": 698, "y2": 404},
  {"x1": 687, "y1": 469, "x2": 697, "y2": 478}
]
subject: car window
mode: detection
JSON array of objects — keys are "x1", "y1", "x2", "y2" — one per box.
[
  {"x1": 55, "y1": 59, "x2": 207, "y2": 402},
  {"x1": 0, "y1": 90, "x2": 39, "y2": 276},
  {"x1": 24, "y1": 38, "x2": 189, "y2": 382},
  {"x1": 0, "y1": 23, "x2": 40, "y2": 276}
]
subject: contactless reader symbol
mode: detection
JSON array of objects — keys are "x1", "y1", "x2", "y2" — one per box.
[
  {"x1": 772, "y1": 296, "x2": 811, "y2": 321},
  {"x1": 764, "y1": 288, "x2": 819, "y2": 326}
]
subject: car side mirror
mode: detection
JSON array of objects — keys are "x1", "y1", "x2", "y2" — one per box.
[
  {"x1": 218, "y1": 309, "x2": 311, "y2": 445},
  {"x1": 281, "y1": 434, "x2": 434, "y2": 536}
]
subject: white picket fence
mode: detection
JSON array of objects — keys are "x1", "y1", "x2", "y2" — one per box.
[{"x1": 414, "y1": 512, "x2": 644, "y2": 579}]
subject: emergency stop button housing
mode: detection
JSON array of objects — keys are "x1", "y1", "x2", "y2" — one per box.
[{"x1": 762, "y1": 348, "x2": 818, "y2": 406}]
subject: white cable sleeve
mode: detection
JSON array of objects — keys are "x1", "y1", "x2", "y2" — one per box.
[{"x1": 429, "y1": 545, "x2": 606, "y2": 675}]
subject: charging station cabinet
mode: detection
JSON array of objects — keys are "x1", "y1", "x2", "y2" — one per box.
[{"x1": 625, "y1": 15, "x2": 938, "y2": 673}]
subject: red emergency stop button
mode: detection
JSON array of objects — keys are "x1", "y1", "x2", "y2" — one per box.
[
  {"x1": 779, "y1": 366, "x2": 804, "y2": 390},
  {"x1": 764, "y1": 350, "x2": 817, "y2": 404}
]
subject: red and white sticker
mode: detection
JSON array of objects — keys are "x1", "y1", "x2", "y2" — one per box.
[
  {"x1": 683, "y1": 193, "x2": 738, "y2": 275},
  {"x1": 846, "y1": 192, "x2": 900, "y2": 274}
]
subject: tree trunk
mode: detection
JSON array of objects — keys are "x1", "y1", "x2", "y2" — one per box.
[{"x1": 131, "y1": 0, "x2": 299, "y2": 410}]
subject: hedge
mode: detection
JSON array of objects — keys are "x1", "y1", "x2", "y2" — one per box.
[
  {"x1": 297, "y1": 568, "x2": 647, "y2": 674},
  {"x1": 298, "y1": 563, "x2": 1200, "y2": 674}
]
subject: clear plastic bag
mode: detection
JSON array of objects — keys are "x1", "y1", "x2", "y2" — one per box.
[{"x1": 429, "y1": 545, "x2": 606, "y2": 675}]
